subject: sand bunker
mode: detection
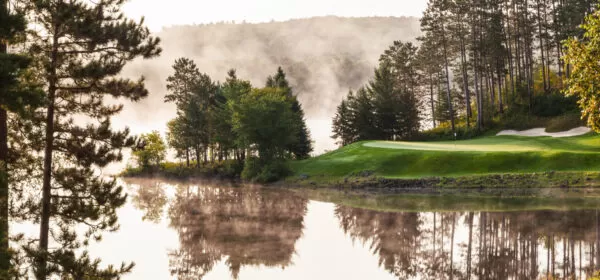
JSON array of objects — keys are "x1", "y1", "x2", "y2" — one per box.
[{"x1": 496, "y1": 127, "x2": 591, "y2": 138}]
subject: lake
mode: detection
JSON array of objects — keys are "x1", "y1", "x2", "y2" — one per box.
[{"x1": 28, "y1": 178, "x2": 600, "y2": 279}]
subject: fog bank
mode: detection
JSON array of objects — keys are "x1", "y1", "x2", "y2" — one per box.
[{"x1": 113, "y1": 16, "x2": 421, "y2": 157}]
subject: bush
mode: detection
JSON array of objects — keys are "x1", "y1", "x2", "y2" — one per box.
[
  {"x1": 241, "y1": 157, "x2": 291, "y2": 183},
  {"x1": 496, "y1": 113, "x2": 547, "y2": 131},
  {"x1": 532, "y1": 93, "x2": 578, "y2": 117},
  {"x1": 416, "y1": 123, "x2": 484, "y2": 141},
  {"x1": 216, "y1": 160, "x2": 244, "y2": 178},
  {"x1": 241, "y1": 157, "x2": 262, "y2": 181}
]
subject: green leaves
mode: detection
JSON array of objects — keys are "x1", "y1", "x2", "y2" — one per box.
[
  {"x1": 564, "y1": 5, "x2": 600, "y2": 132},
  {"x1": 133, "y1": 131, "x2": 167, "y2": 169},
  {"x1": 232, "y1": 87, "x2": 298, "y2": 162}
]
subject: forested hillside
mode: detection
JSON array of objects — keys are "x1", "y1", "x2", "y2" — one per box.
[
  {"x1": 332, "y1": 0, "x2": 597, "y2": 145},
  {"x1": 118, "y1": 16, "x2": 421, "y2": 152}
]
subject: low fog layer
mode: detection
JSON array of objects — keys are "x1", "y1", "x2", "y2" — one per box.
[{"x1": 114, "y1": 16, "x2": 421, "y2": 157}]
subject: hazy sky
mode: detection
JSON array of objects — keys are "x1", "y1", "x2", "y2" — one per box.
[{"x1": 123, "y1": 0, "x2": 428, "y2": 31}]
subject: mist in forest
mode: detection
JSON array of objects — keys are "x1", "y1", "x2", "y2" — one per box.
[{"x1": 112, "y1": 16, "x2": 421, "y2": 157}]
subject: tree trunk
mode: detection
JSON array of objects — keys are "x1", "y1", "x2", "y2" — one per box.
[
  {"x1": 457, "y1": 17, "x2": 471, "y2": 126},
  {"x1": 537, "y1": 0, "x2": 548, "y2": 92},
  {"x1": 497, "y1": 67, "x2": 504, "y2": 113},
  {"x1": 185, "y1": 147, "x2": 190, "y2": 167},
  {"x1": 38, "y1": 27, "x2": 59, "y2": 280},
  {"x1": 472, "y1": 12, "x2": 483, "y2": 131},
  {"x1": 0, "y1": 33, "x2": 9, "y2": 273},
  {"x1": 504, "y1": 0, "x2": 516, "y2": 104},
  {"x1": 196, "y1": 147, "x2": 201, "y2": 168},
  {"x1": 441, "y1": 23, "x2": 456, "y2": 135},
  {"x1": 430, "y1": 74, "x2": 436, "y2": 129}
]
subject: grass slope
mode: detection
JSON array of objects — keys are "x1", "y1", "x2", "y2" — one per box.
[{"x1": 291, "y1": 134, "x2": 600, "y2": 179}]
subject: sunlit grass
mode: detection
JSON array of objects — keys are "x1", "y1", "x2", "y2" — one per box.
[{"x1": 291, "y1": 134, "x2": 600, "y2": 179}]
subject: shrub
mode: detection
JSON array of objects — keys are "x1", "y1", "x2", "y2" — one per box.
[
  {"x1": 416, "y1": 123, "x2": 484, "y2": 141},
  {"x1": 241, "y1": 157, "x2": 291, "y2": 183},
  {"x1": 241, "y1": 157, "x2": 262, "y2": 181},
  {"x1": 532, "y1": 93, "x2": 578, "y2": 117}
]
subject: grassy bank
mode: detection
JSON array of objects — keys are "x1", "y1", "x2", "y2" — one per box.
[{"x1": 290, "y1": 134, "x2": 600, "y2": 182}]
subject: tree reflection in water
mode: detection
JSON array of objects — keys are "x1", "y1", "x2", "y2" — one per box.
[
  {"x1": 167, "y1": 185, "x2": 308, "y2": 279},
  {"x1": 335, "y1": 206, "x2": 600, "y2": 280},
  {"x1": 127, "y1": 179, "x2": 600, "y2": 280},
  {"x1": 131, "y1": 181, "x2": 168, "y2": 223}
]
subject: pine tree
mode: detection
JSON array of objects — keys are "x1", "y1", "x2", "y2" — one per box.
[
  {"x1": 379, "y1": 41, "x2": 422, "y2": 139},
  {"x1": 348, "y1": 87, "x2": 377, "y2": 141},
  {"x1": 24, "y1": 1, "x2": 161, "y2": 278},
  {"x1": 220, "y1": 69, "x2": 252, "y2": 162},
  {"x1": 369, "y1": 62, "x2": 399, "y2": 140},
  {"x1": 265, "y1": 67, "x2": 313, "y2": 159},
  {"x1": 332, "y1": 92, "x2": 358, "y2": 146},
  {"x1": 0, "y1": 0, "x2": 38, "y2": 274},
  {"x1": 421, "y1": 0, "x2": 456, "y2": 135}
]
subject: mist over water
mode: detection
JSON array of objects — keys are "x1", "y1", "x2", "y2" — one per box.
[{"x1": 112, "y1": 16, "x2": 421, "y2": 158}]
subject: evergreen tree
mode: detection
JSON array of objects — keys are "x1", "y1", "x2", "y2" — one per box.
[
  {"x1": 220, "y1": 69, "x2": 252, "y2": 162},
  {"x1": 165, "y1": 58, "x2": 202, "y2": 107},
  {"x1": 265, "y1": 67, "x2": 313, "y2": 159},
  {"x1": 0, "y1": 0, "x2": 41, "y2": 275},
  {"x1": 369, "y1": 62, "x2": 399, "y2": 140},
  {"x1": 347, "y1": 87, "x2": 377, "y2": 141},
  {"x1": 421, "y1": 0, "x2": 456, "y2": 134},
  {"x1": 165, "y1": 58, "x2": 218, "y2": 166},
  {"x1": 331, "y1": 93, "x2": 356, "y2": 146},
  {"x1": 232, "y1": 87, "x2": 296, "y2": 161},
  {"x1": 379, "y1": 41, "x2": 422, "y2": 139},
  {"x1": 24, "y1": 1, "x2": 161, "y2": 278}
]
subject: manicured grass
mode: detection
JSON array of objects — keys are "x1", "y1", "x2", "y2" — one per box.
[{"x1": 290, "y1": 134, "x2": 600, "y2": 180}]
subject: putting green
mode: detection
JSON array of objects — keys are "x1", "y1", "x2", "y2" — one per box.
[
  {"x1": 363, "y1": 140, "x2": 543, "y2": 152},
  {"x1": 362, "y1": 135, "x2": 600, "y2": 153}
]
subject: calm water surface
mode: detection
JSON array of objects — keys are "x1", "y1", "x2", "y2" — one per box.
[{"x1": 32, "y1": 179, "x2": 600, "y2": 279}]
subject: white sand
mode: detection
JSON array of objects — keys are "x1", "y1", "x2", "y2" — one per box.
[{"x1": 496, "y1": 127, "x2": 591, "y2": 138}]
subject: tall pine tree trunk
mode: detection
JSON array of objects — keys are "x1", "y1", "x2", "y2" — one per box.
[
  {"x1": 537, "y1": 0, "x2": 548, "y2": 92},
  {"x1": 0, "y1": 33, "x2": 9, "y2": 273},
  {"x1": 196, "y1": 146, "x2": 201, "y2": 168},
  {"x1": 457, "y1": 17, "x2": 472, "y2": 125},
  {"x1": 430, "y1": 74, "x2": 436, "y2": 128},
  {"x1": 185, "y1": 147, "x2": 190, "y2": 167},
  {"x1": 504, "y1": 0, "x2": 516, "y2": 104},
  {"x1": 38, "y1": 27, "x2": 59, "y2": 280},
  {"x1": 441, "y1": 23, "x2": 456, "y2": 135},
  {"x1": 498, "y1": 68, "x2": 504, "y2": 114},
  {"x1": 472, "y1": 9, "x2": 483, "y2": 130}
]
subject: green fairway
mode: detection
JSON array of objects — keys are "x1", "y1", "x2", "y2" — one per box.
[{"x1": 290, "y1": 134, "x2": 600, "y2": 179}]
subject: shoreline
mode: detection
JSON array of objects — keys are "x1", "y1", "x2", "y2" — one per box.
[{"x1": 122, "y1": 170, "x2": 600, "y2": 197}]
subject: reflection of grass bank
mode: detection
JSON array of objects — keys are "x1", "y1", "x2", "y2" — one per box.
[
  {"x1": 289, "y1": 135, "x2": 600, "y2": 187},
  {"x1": 298, "y1": 187, "x2": 600, "y2": 212},
  {"x1": 285, "y1": 170, "x2": 600, "y2": 192},
  {"x1": 121, "y1": 160, "x2": 244, "y2": 180}
]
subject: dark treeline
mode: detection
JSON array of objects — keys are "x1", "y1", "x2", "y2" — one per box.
[
  {"x1": 148, "y1": 59, "x2": 312, "y2": 182},
  {"x1": 333, "y1": 0, "x2": 595, "y2": 145}
]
